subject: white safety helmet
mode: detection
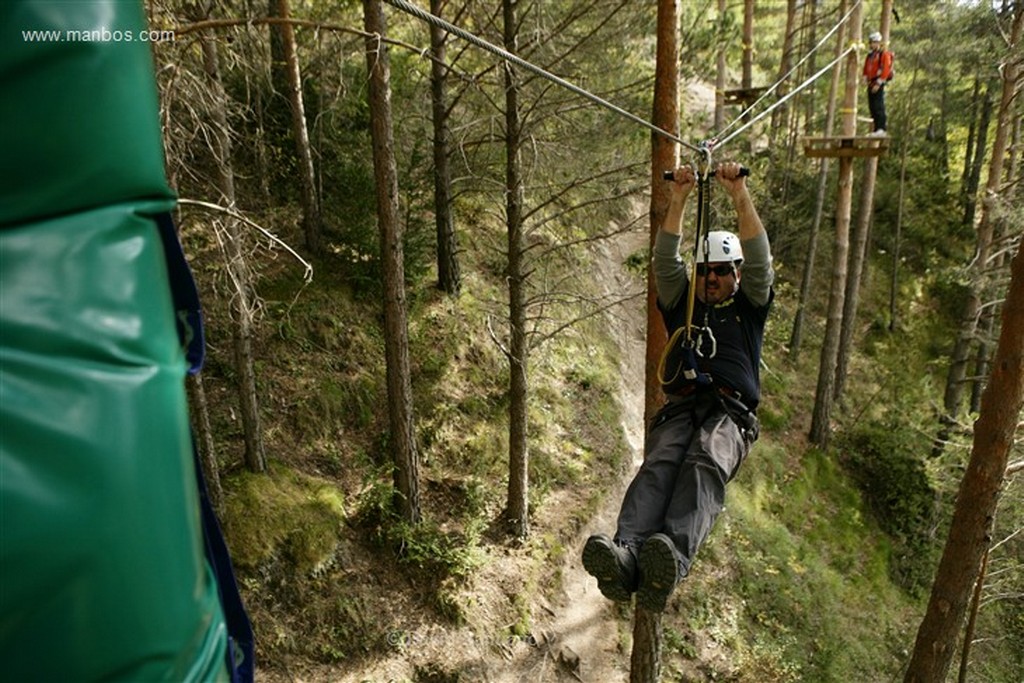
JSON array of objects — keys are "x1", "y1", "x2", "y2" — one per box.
[
  {"x1": 869, "y1": 31, "x2": 882, "y2": 42},
  {"x1": 702, "y1": 230, "x2": 744, "y2": 265}
]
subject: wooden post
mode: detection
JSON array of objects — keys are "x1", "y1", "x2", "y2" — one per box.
[
  {"x1": 740, "y1": 0, "x2": 754, "y2": 123},
  {"x1": 835, "y1": 0, "x2": 894, "y2": 401},
  {"x1": 714, "y1": 0, "x2": 726, "y2": 130},
  {"x1": 809, "y1": 0, "x2": 861, "y2": 447},
  {"x1": 741, "y1": 0, "x2": 754, "y2": 91}
]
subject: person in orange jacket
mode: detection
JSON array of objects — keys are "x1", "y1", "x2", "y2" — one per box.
[{"x1": 863, "y1": 31, "x2": 893, "y2": 136}]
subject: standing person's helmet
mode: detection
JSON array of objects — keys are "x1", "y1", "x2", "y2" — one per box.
[
  {"x1": 703, "y1": 231, "x2": 744, "y2": 264},
  {"x1": 869, "y1": 31, "x2": 882, "y2": 42}
]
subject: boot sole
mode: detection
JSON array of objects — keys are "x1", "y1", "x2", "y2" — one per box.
[
  {"x1": 582, "y1": 536, "x2": 633, "y2": 603},
  {"x1": 637, "y1": 534, "x2": 678, "y2": 612}
]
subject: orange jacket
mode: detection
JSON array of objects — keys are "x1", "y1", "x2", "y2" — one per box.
[{"x1": 863, "y1": 49, "x2": 893, "y2": 84}]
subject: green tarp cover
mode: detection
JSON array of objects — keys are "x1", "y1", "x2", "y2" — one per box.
[{"x1": 1, "y1": 2, "x2": 230, "y2": 680}]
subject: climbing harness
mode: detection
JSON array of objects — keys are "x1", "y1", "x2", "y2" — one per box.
[{"x1": 657, "y1": 142, "x2": 721, "y2": 391}]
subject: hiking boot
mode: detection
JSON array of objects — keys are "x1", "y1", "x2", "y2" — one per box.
[
  {"x1": 636, "y1": 533, "x2": 681, "y2": 612},
  {"x1": 582, "y1": 534, "x2": 638, "y2": 603}
]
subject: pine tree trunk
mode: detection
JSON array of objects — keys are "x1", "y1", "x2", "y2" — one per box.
[
  {"x1": 714, "y1": 0, "x2": 725, "y2": 131},
  {"x1": 959, "y1": 77, "x2": 981, "y2": 207},
  {"x1": 267, "y1": 0, "x2": 289, "y2": 99},
  {"x1": 906, "y1": 13, "x2": 1023, "y2": 678},
  {"x1": 957, "y1": 549, "x2": 990, "y2": 683},
  {"x1": 940, "y1": 8, "x2": 1020, "y2": 441},
  {"x1": 800, "y1": 0, "x2": 818, "y2": 137},
  {"x1": 645, "y1": 0, "x2": 678, "y2": 426},
  {"x1": 963, "y1": 85, "x2": 993, "y2": 233},
  {"x1": 962, "y1": 89, "x2": 995, "y2": 417},
  {"x1": 632, "y1": 1, "x2": 679, "y2": 680},
  {"x1": 1006, "y1": 107, "x2": 1021, "y2": 186},
  {"x1": 187, "y1": 373, "x2": 223, "y2": 511},
  {"x1": 809, "y1": 0, "x2": 862, "y2": 448},
  {"x1": 788, "y1": 157, "x2": 828, "y2": 361},
  {"x1": 835, "y1": 0, "x2": 893, "y2": 399},
  {"x1": 274, "y1": 0, "x2": 321, "y2": 255},
  {"x1": 740, "y1": 0, "x2": 754, "y2": 127},
  {"x1": 363, "y1": 0, "x2": 421, "y2": 525},
  {"x1": 503, "y1": 0, "x2": 530, "y2": 539},
  {"x1": 777, "y1": 91, "x2": 803, "y2": 240},
  {"x1": 199, "y1": 19, "x2": 266, "y2": 473},
  {"x1": 835, "y1": 157, "x2": 877, "y2": 401},
  {"x1": 741, "y1": 0, "x2": 753, "y2": 91},
  {"x1": 905, "y1": 238, "x2": 1024, "y2": 682},
  {"x1": 430, "y1": 0, "x2": 461, "y2": 296},
  {"x1": 890, "y1": 119, "x2": 911, "y2": 331},
  {"x1": 969, "y1": 303, "x2": 996, "y2": 414},
  {"x1": 789, "y1": 0, "x2": 846, "y2": 361},
  {"x1": 630, "y1": 608, "x2": 662, "y2": 683},
  {"x1": 266, "y1": 0, "x2": 294, "y2": 171},
  {"x1": 253, "y1": 86, "x2": 272, "y2": 206},
  {"x1": 769, "y1": 0, "x2": 797, "y2": 143}
]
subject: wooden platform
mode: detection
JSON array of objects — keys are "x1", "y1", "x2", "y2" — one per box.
[
  {"x1": 722, "y1": 87, "x2": 768, "y2": 106},
  {"x1": 803, "y1": 135, "x2": 890, "y2": 158}
]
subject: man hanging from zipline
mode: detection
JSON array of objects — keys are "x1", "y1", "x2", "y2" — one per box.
[{"x1": 583, "y1": 160, "x2": 775, "y2": 611}]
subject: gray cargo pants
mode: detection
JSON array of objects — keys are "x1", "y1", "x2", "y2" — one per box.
[{"x1": 615, "y1": 391, "x2": 754, "y2": 576}]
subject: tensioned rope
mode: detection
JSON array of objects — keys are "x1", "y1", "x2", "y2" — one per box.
[
  {"x1": 382, "y1": 0, "x2": 704, "y2": 155},
  {"x1": 714, "y1": 0, "x2": 862, "y2": 143},
  {"x1": 383, "y1": 0, "x2": 855, "y2": 158},
  {"x1": 714, "y1": 45, "x2": 855, "y2": 149}
]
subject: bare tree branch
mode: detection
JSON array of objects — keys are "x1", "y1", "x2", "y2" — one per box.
[
  {"x1": 529, "y1": 289, "x2": 644, "y2": 348},
  {"x1": 989, "y1": 525, "x2": 1023, "y2": 553},
  {"x1": 177, "y1": 198, "x2": 313, "y2": 282},
  {"x1": 486, "y1": 313, "x2": 513, "y2": 360}
]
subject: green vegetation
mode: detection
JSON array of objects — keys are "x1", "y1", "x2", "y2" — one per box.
[
  {"x1": 213, "y1": 220, "x2": 1019, "y2": 678},
  {"x1": 666, "y1": 442, "x2": 915, "y2": 681},
  {"x1": 155, "y1": 0, "x2": 1022, "y2": 679}
]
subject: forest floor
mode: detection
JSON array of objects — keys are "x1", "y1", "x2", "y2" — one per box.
[
  {"x1": 257, "y1": 225, "x2": 649, "y2": 683},
  {"x1": 255, "y1": 77, "x2": 725, "y2": 683}
]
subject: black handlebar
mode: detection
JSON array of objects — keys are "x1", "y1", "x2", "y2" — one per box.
[{"x1": 663, "y1": 167, "x2": 751, "y2": 181}]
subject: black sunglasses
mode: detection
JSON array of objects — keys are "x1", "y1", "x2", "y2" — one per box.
[{"x1": 696, "y1": 263, "x2": 736, "y2": 277}]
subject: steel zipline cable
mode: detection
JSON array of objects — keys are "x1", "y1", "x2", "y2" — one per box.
[
  {"x1": 382, "y1": 0, "x2": 857, "y2": 159},
  {"x1": 381, "y1": 0, "x2": 704, "y2": 154},
  {"x1": 714, "y1": 45, "x2": 856, "y2": 149},
  {"x1": 714, "y1": 0, "x2": 863, "y2": 142}
]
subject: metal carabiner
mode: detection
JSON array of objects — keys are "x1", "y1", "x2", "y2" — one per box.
[
  {"x1": 696, "y1": 138, "x2": 717, "y2": 179},
  {"x1": 695, "y1": 325, "x2": 717, "y2": 359}
]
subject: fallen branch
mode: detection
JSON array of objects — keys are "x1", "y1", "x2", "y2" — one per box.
[{"x1": 177, "y1": 198, "x2": 313, "y2": 283}]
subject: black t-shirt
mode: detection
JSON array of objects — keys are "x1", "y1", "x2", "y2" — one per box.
[{"x1": 659, "y1": 286, "x2": 773, "y2": 409}]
